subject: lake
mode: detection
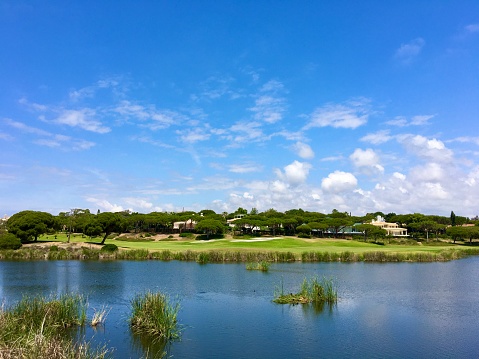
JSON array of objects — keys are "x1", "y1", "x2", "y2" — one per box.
[{"x1": 1, "y1": 257, "x2": 479, "y2": 358}]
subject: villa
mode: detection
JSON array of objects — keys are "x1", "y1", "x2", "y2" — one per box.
[{"x1": 370, "y1": 215, "x2": 408, "y2": 237}]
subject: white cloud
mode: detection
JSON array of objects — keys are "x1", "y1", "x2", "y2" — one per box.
[
  {"x1": 321, "y1": 171, "x2": 358, "y2": 193},
  {"x1": 386, "y1": 115, "x2": 434, "y2": 127},
  {"x1": 123, "y1": 197, "x2": 154, "y2": 210},
  {"x1": 409, "y1": 162, "x2": 445, "y2": 183},
  {"x1": 177, "y1": 127, "x2": 211, "y2": 143},
  {"x1": 114, "y1": 100, "x2": 182, "y2": 130},
  {"x1": 394, "y1": 38, "x2": 425, "y2": 64},
  {"x1": 360, "y1": 130, "x2": 393, "y2": 144},
  {"x1": 292, "y1": 142, "x2": 315, "y2": 159},
  {"x1": 56, "y1": 109, "x2": 110, "y2": 133},
  {"x1": 248, "y1": 80, "x2": 286, "y2": 124},
  {"x1": 397, "y1": 134, "x2": 453, "y2": 162},
  {"x1": 465, "y1": 24, "x2": 479, "y2": 34},
  {"x1": 5, "y1": 118, "x2": 95, "y2": 151},
  {"x1": 349, "y1": 148, "x2": 384, "y2": 174},
  {"x1": 86, "y1": 198, "x2": 125, "y2": 212},
  {"x1": 276, "y1": 160, "x2": 312, "y2": 186},
  {"x1": 229, "y1": 163, "x2": 262, "y2": 173},
  {"x1": 304, "y1": 99, "x2": 370, "y2": 130}
]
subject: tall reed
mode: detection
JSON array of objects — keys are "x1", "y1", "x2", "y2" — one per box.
[
  {"x1": 0, "y1": 294, "x2": 110, "y2": 358},
  {"x1": 130, "y1": 291, "x2": 181, "y2": 342}
]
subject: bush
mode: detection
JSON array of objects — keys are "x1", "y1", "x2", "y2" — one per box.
[
  {"x1": 101, "y1": 243, "x2": 118, "y2": 253},
  {"x1": 179, "y1": 232, "x2": 194, "y2": 238},
  {"x1": 298, "y1": 233, "x2": 311, "y2": 239},
  {"x1": 0, "y1": 233, "x2": 22, "y2": 250}
]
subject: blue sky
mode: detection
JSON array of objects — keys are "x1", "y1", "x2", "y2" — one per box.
[{"x1": 1, "y1": 1, "x2": 479, "y2": 217}]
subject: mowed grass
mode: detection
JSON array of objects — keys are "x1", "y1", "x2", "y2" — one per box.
[
  {"x1": 38, "y1": 233, "x2": 468, "y2": 257},
  {"x1": 106, "y1": 236, "x2": 458, "y2": 255}
]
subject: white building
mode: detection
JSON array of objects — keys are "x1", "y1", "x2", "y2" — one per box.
[{"x1": 370, "y1": 215, "x2": 408, "y2": 237}]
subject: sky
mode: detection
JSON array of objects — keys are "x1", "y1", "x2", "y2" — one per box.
[{"x1": 1, "y1": 1, "x2": 479, "y2": 217}]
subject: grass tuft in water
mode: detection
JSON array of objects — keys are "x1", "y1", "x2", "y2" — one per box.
[
  {"x1": 273, "y1": 276, "x2": 337, "y2": 305},
  {"x1": 130, "y1": 291, "x2": 181, "y2": 342},
  {"x1": 246, "y1": 261, "x2": 271, "y2": 271}
]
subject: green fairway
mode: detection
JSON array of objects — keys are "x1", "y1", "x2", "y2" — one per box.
[{"x1": 43, "y1": 232, "x2": 466, "y2": 256}]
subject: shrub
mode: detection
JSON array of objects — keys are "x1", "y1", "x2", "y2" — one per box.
[
  {"x1": 101, "y1": 244, "x2": 118, "y2": 253},
  {"x1": 0, "y1": 233, "x2": 22, "y2": 250},
  {"x1": 179, "y1": 232, "x2": 194, "y2": 238},
  {"x1": 298, "y1": 233, "x2": 311, "y2": 239}
]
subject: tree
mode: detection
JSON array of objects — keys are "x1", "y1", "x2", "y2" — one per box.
[
  {"x1": 195, "y1": 219, "x2": 225, "y2": 239},
  {"x1": 324, "y1": 218, "x2": 351, "y2": 237},
  {"x1": 296, "y1": 224, "x2": 311, "y2": 235},
  {"x1": 446, "y1": 226, "x2": 468, "y2": 243},
  {"x1": 450, "y1": 211, "x2": 456, "y2": 226},
  {"x1": 95, "y1": 212, "x2": 125, "y2": 245},
  {"x1": 7, "y1": 210, "x2": 56, "y2": 242},
  {"x1": 355, "y1": 224, "x2": 387, "y2": 241}
]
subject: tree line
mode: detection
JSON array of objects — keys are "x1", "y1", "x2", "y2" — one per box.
[{"x1": 1, "y1": 207, "x2": 478, "y2": 246}]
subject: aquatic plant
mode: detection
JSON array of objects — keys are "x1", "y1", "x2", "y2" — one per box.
[
  {"x1": 130, "y1": 291, "x2": 181, "y2": 342},
  {"x1": 274, "y1": 277, "x2": 337, "y2": 305},
  {"x1": 0, "y1": 293, "x2": 110, "y2": 358},
  {"x1": 246, "y1": 261, "x2": 271, "y2": 271}
]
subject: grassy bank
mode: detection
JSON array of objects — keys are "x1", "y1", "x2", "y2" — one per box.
[{"x1": 2, "y1": 235, "x2": 479, "y2": 262}]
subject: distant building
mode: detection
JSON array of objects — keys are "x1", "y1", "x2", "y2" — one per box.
[
  {"x1": 173, "y1": 219, "x2": 196, "y2": 231},
  {"x1": 370, "y1": 215, "x2": 408, "y2": 237}
]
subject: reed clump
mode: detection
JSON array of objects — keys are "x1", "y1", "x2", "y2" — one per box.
[
  {"x1": 0, "y1": 294, "x2": 110, "y2": 358},
  {"x1": 274, "y1": 277, "x2": 338, "y2": 305},
  {"x1": 129, "y1": 291, "x2": 181, "y2": 342},
  {"x1": 246, "y1": 261, "x2": 271, "y2": 271}
]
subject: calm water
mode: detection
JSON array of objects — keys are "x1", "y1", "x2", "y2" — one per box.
[{"x1": 1, "y1": 258, "x2": 479, "y2": 358}]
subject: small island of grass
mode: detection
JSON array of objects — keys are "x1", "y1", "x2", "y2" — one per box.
[{"x1": 274, "y1": 277, "x2": 338, "y2": 305}]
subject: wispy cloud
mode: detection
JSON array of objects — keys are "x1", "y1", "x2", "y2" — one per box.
[
  {"x1": 229, "y1": 163, "x2": 262, "y2": 173},
  {"x1": 114, "y1": 100, "x2": 183, "y2": 130},
  {"x1": 249, "y1": 80, "x2": 286, "y2": 124},
  {"x1": 386, "y1": 114, "x2": 434, "y2": 127},
  {"x1": 303, "y1": 98, "x2": 371, "y2": 130},
  {"x1": 394, "y1": 37, "x2": 425, "y2": 64},
  {"x1": 360, "y1": 130, "x2": 393, "y2": 145},
  {"x1": 465, "y1": 24, "x2": 479, "y2": 34},
  {"x1": 5, "y1": 118, "x2": 95, "y2": 150},
  {"x1": 177, "y1": 127, "x2": 211, "y2": 143},
  {"x1": 55, "y1": 109, "x2": 110, "y2": 133}
]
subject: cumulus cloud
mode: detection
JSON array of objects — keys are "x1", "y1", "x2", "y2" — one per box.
[
  {"x1": 350, "y1": 148, "x2": 384, "y2": 174},
  {"x1": 397, "y1": 134, "x2": 453, "y2": 162},
  {"x1": 321, "y1": 171, "x2": 357, "y2": 193},
  {"x1": 276, "y1": 160, "x2": 312, "y2": 186},
  {"x1": 123, "y1": 197, "x2": 154, "y2": 210},
  {"x1": 292, "y1": 142, "x2": 315, "y2": 159},
  {"x1": 394, "y1": 38, "x2": 425, "y2": 64},
  {"x1": 303, "y1": 99, "x2": 371, "y2": 130},
  {"x1": 86, "y1": 198, "x2": 125, "y2": 212}
]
